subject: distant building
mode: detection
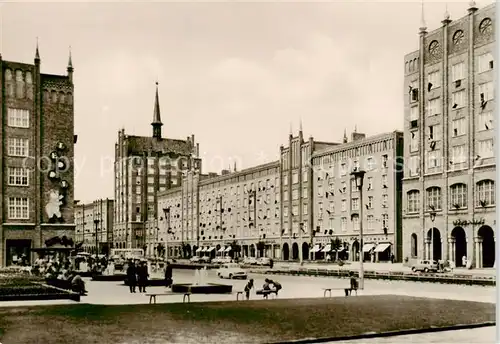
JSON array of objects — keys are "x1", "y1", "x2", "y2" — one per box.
[
  {"x1": 402, "y1": 2, "x2": 495, "y2": 268},
  {"x1": 113, "y1": 83, "x2": 201, "y2": 250},
  {"x1": 0, "y1": 46, "x2": 76, "y2": 266},
  {"x1": 74, "y1": 199, "x2": 114, "y2": 254}
]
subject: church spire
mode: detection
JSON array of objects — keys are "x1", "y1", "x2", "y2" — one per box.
[
  {"x1": 67, "y1": 46, "x2": 73, "y2": 82},
  {"x1": 34, "y1": 37, "x2": 40, "y2": 63},
  {"x1": 343, "y1": 128, "x2": 348, "y2": 144},
  {"x1": 152, "y1": 81, "x2": 163, "y2": 139}
]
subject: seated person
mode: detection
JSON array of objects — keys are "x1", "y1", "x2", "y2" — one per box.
[
  {"x1": 70, "y1": 273, "x2": 87, "y2": 295},
  {"x1": 256, "y1": 278, "x2": 275, "y2": 297}
]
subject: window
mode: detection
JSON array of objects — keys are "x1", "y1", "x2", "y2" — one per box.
[
  {"x1": 303, "y1": 187, "x2": 308, "y2": 199},
  {"x1": 7, "y1": 108, "x2": 29, "y2": 128},
  {"x1": 302, "y1": 171, "x2": 308, "y2": 182},
  {"x1": 382, "y1": 194, "x2": 388, "y2": 208},
  {"x1": 283, "y1": 207, "x2": 288, "y2": 217},
  {"x1": 292, "y1": 172, "x2": 299, "y2": 184},
  {"x1": 427, "y1": 98, "x2": 441, "y2": 116},
  {"x1": 303, "y1": 204, "x2": 308, "y2": 215},
  {"x1": 8, "y1": 197, "x2": 29, "y2": 219},
  {"x1": 292, "y1": 205, "x2": 298, "y2": 217},
  {"x1": 452, "y1": 62, "x2": 465, "y2": 81},
  {"x1": 292, "y1": 189, "x2": 299, "y2": 200},
  {"x1": 382, "y1": 155, "x2": 388, "y2": 168},
  {"x1": 428, "y1": 70, "x2": 441, "y2": 89},
  {"x1": 382, "y1": 175, "x2": 388, "y2": 188},
  {"x1": 451, "y1": 145, "x2": 467, "y2": 165},
  {"x1": 478, "y1": 52, "x2": 494, "y2": 73},
  {"x1": 452, "y1": 90, "x2": 466, "y2": 109},
  {"x1": 317, "y1": 185, "x2": 323, "y2": 197},
  {"x1": 351, "y1": 180, "x2": 357, "y2": 193},
  {"x1": 410, "y1": 131, "x2": 419, "y2": 152},
  {"x1": 426, "y1": 187, "x2": 442, "y2": 210},
  {"x1": 341, "y1": 199, "x2": 347, "y2": 212},
  {"x1": 283, "y1": 174, "x2": 288, "y2": 186},
  {"x1": 341, "y1": 217, "x2": 347, "y2": 231},
  {"x1": 478, "y1": 111, "x2": 493, "y2": 131},
  {"x1": 476, "y1": 180, "x2": 495, "y2": 206},
  {"x1": 7, "y1": 138, "x2": 29, "y2": 157},
  {"x1": 427, "y1": 151, "x2": 442, "y2": 169},
  {"x1": 452, "y1": 118, "x2": 466, "y2": 137},
  {"x1": 329, "y1": 202, "x2": 334, "y2": 214},
  {"x1": 478, "y1": 139, "x2": 494, "y2": 158},
  {"x1": 351, "y1": 198, "x2": 359, "y2": 211},
  {"x1": 409, "y1": 80, "x2": 419, "y2": 102},
  {"x1": 450, "y1": 183, "x2": 467, "y2": 209},
  {"x1": 283, "y1": 192, "x2": 288, "y2": 201},
  {"x1": 407, "y1": 190, "x2": 420, "y2": 213},
  {"x1": 410, "y1": 106, "x2": 419, "y2": 121},
  {"x1": 411, "y1": 234, "x2": 418, "y2": 257},
  {"x1": 318, "y1": 202, "x2": 323, "y2": 218},
  {"x1": 428, "y1": 124, "x2": 441, "y2": 141},
  {"x1": 341, "y1": 181, "x2": 347, "y2": 193},
  {"x1": 328, "y1": 218, "x2": 334, "y2": 230},
  {"x1": 367, "y1": 215, "x2": 374, "y2": 230},
  {"x1": 8, "y1": 167, "x2": 29, "y2": 186},
  {"x1": 367, "y1": 177, "x2": 373, "y2": 190},
  {"x1": 367, "y1": 157, "x2": 375, "y2": 171},
  {"x1": 478, "y1": 82, "x2": 494, "y2": 101},
  {"x1": 367, "y1": 196, "x2": 373, "y2": 209},
  {"x1": 352, "y1": 215, "x2": 359, "y2": 231},
  {"x1": 340, "y1": 163, "x2": 347, "y2": 176}
]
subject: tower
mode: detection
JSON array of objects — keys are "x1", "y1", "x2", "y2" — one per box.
[
  {"x1": 67, "y1": 46, "x2": 73, "y2": 83},
  {"x1": 151, "y1": 82, "x2": 163, "y2": 139}
]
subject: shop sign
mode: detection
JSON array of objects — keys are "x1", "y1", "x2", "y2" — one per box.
[{"x1": 452, "y1": 219, "x2": 485, "y2": 227}]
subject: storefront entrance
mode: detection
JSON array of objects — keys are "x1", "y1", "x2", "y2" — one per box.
[{"x1": 5, "y1": 239, "x2": 32, "y2": 266}]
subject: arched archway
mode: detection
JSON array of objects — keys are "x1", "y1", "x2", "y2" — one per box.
[
  {"x1": 451, "y1": 227, "x2": 467, "y2": 267},
  {"x1": 426, "y1": 227, "x2": 442, "y2": 261},
  {"x1": 302, "y1": 242, "x2": 309, "y2": 261},
  {"x1": 250, "y1": 244, "x2": 256, "y2": 257},
  {"x1": 478, "y1": 226, "x2": 495, "y2": 268},
  {"x1": 193, "y1": 245, "x2": 198, "y2": 256},
  {"x1": 282, "y1": 243, "x2": 289, "y2": 260},
  {"x1": 292, "y1": 242, "x2": 299, "y2": 260},
  {"x1": 411, "y1": 233, "x2": 418, "y2": 258},
  {"x1": 351, "y1": 241, "x2": 360, "y2": 261},
  {"x1": 186, "y1": 244, "x2": 192, "y2": 257}
]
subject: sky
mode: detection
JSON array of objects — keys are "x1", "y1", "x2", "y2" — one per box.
[{"x1": 0, "y1": 0, "x2": 494, "y2": 203}]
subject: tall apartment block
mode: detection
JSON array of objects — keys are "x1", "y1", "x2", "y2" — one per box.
[
  {"x1": 402, "y1": 2, "x2": 495, "y2": 268},
  {"x1": 113, "y1": 83, "x2": 201, "y2": 250},
  {"x1": 0, "y1": 46, "x2": 76, "y2": 266},
  {"x1": 74, "y1": 199, "x2": 114, "y2": 254},
  {"x1": 154, "y1": 128, "x2": 404, "y2": 262},
  {"x1": 310, "y1": 131, "x2": 404, "y2": 263}
]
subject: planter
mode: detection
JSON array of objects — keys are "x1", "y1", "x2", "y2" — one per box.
[
  {"x1": 0, "y1": 284, "x2": 80, "y2": 302},
  {"x1": 92, "y1": 274, "x2": 126, "y2": 282},
  {"x1": 123, "y1": 278, "x2": 166, "y2": 287},
  {"x1": 171, "y1": 283, "x2": 233, "y2": 294}
]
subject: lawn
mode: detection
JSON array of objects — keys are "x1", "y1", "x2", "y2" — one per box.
[{"x1": 0, "y1": 295, "x2": 495, "y2": 344}]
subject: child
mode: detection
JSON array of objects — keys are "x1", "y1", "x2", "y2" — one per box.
[{"x1": 244, "y1": 279, "x2": 254, "y2": 300}]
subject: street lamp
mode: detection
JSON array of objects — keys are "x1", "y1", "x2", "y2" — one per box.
[
  {"x1": 429, "y1": 210, "x2": 437, "y2": 261},
  {"x1": 163, "y1": 207, "x2": 170, "y2": 261},
  {"x1": 94, "y1": 219, "x2": 100, "y2": 258},
  {"x1": 350, "y1": 169, "x2": 366, "y2": 290}
]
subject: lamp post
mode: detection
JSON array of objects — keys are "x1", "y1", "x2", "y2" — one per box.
[
  {"x1": 429, "y1": 211, "x2": 437, "y2": 261},
  {"x1": 247, "y1": 189, "x2": 257, "y2": 256},
  {"x1": 163, "y1": 207, "x2": 170, "y2": 261},
  {"x1": 351, "y1": 169, "x2": 366, "y2": 290},
  {"x1": 94, "y1": 219, "x2": 100, "y2": 257}
]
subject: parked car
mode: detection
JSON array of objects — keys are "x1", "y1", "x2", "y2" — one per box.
[
  {"x1": 257, "y1": 257, "x2": 272, "y2": 266},
  {"x1": 217, "y1": 263, "x2": 247, "y2": 279},
  {"x1": 242, "y1": 257, "x2": 258, "y2": 265},
  {"x1": 411, "y1": 259, "x2": 439, "y2": 273},
  {"x1": 190, "y1": 256, "x2": 201, "y2": 263}
]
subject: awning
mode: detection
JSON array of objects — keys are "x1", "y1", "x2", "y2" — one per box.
[
  {"x1": 374, "y1": 243, "x2": 391, "y2": 253},
  {"x1": 310, "y1": 245, "x2": 322, "y2": 253},
  {"x1": 217, "y1": 247, "x2": 225, "y2": 253},
  {"x1": 207, "y1": 247, "x2": 215, "y2": 252},
  {"x1": 321, "y1": 244, "x2": 331, "y2": 253},
  {"x1": 201, "y1": 247, "x2": 207, "y2": 252},
  {"x1": 225, "y1": 247, "x2": 232, "y2": 252},
  {"x1": 362, "y1": 243, "x2": 375, "y2": 252}
]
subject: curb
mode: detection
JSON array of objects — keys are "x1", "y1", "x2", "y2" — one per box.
[{"x1": 268, "y1": 321, "x2": 496, "y2": 344}]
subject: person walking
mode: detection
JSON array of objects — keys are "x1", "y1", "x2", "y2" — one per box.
[
  {"x1": 269, "y1": 258, "x2": 274, "y2": 269},
  {"x1": 126, "y1": 260, "x2": 137, "y2": 293},
  {"x1": 137, "y1": 260, "x2": 149, "y2": 293},
  {"x1": 244, "y1": 279, "x2": 254, "y2": 300},
  {"x1": 164, "y1": 261, "x2": 173, "y2": 289}
]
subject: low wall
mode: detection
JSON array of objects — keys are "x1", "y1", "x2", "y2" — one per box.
[{"x1": 252, "y1": 268, "x2": 495, "y2": 286}]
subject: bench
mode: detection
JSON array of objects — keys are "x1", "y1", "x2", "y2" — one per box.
[
  {"x1": 322, "y1": 287, "x2": 358, "y2": 297},
  {"x1": 236, "y1": 291, "x2": 244, "y2": 300},
  {"x1": 146, "y1": 292, "x2": 191, "y2": 304},
  {"x1": 256, "y1": 289, "x2": 279, "y2": 299}
]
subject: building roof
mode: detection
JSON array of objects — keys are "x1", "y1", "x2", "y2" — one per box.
[{"x1": 125, "y1": 135, "x2": 193, "y2": 156}]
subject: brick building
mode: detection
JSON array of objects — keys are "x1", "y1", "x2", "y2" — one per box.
[
  {"x1": 113, "y1": 83, "x2": 201, "y2": 250},
  {"x1": 74, "y1": 198, "x2": 114, "y2": 254},
  {"x1": 402, "y1": 2, "x2": 495, "y2": 268},
  {"x1": 154, "y1": 127, "x2": 404, "y2": 262},
  {"x1": 0, "y1": 45, "x2": 76, "y2": 266},
  {"x1": 310, "y1": 130, "x2": 404, "y2": 263}
]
